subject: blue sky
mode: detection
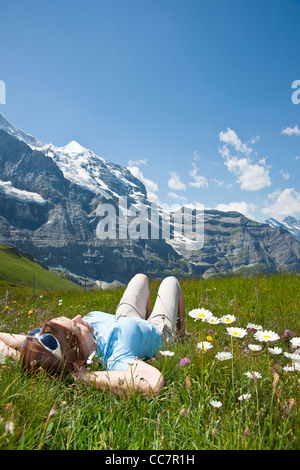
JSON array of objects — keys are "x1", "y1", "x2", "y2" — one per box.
[{"x1": 0, "y1": 0, "x2": 300, "y2": 221}]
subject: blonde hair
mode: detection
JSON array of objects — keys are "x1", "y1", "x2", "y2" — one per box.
[{"x1": 20, "y1": 320, "x2": 86, "y2": 374}]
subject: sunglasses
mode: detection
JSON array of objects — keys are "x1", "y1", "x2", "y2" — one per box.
[{"x1": 26, "y1": 328, "x2": 62, "y2": 359}]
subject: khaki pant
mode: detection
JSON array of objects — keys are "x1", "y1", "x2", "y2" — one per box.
[{"x1": 116, "y1": 274, "x2": 182, "y2": 344}]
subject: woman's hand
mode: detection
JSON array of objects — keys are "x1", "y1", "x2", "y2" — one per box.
[
  {"x1": 0, "y1": 339, "x2": 20, "y2": 360},
  {"x1": 73, "y1": 360, "x2": 164, "y2": 397}
]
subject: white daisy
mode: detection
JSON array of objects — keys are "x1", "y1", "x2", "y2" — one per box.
[
  {"x1": 160, "y1": 350, "x2": 175, "y2": 356},
  {"x1": 215, "y1": 351, "x2": 233, "y2": 361},
  {"x1": 284, "y1": 352, "x2": 300, "y2": 363},
  {"x1": 205, "y1": 316, "x2": 221, "y2": 325},
  {"x1": 290, "y1": 337, "x2": 300, "y2": 348},
  {"x1": 248, "y1": 344, "x2": 262, "y2": 351},
  {"x1": 86, "y1": 351, "x2": 96, "y2": 364},
  {"x1": 188, "y1": 308, "x2": 213, "y2": 321},
  {"x1": 221, "y1": 314, "x2": 236, "y2": 324},
  {"x1": 254, "y1": 330, "x2": 280, "y2": 343},
  {"x1": 283, "y1": 363, "x2": 300, "y2": 372},
  {"x1": 210, "y1": 400, "x2": 222, "y2": 408},
  {"x1": 238, "y1": 393, "x2": 251, "y2": 401},
  {"x1": 197, "y1": 341, "x2": 213, "y2": 350},
  {"x1": 245, "y1": 371, "x2": 262, "y2": 379},
  {"x1": 247, "y1": 323, "x2": 263, "y2": 330},
  {"x1": 268, "y1": 347, "x2": 282, "y2": 355},
  {"x1": 226, "y1": 327, "x2": 248, "y2": 338}
]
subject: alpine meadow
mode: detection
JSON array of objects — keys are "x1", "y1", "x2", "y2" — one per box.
[{"x1": 0, "y1": 273, "x2": 299, "y2": 450}]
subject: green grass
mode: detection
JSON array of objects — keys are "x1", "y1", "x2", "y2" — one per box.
[
  {"x1": 0, "y1": 273, "x2": 299, "y2": 450},
  {"x1": 0, "y1": 244, "x2": 81, "y2": 291}
]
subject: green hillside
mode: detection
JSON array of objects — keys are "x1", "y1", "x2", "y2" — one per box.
[{"x1": 0, "y1": 244, "x2": 81, "y2": 290}]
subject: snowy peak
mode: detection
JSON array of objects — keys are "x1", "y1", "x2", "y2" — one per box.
[
  {"x1": 265, "y1": 216, "x2": 300, "y2": 241},
  {"x1": 60, "y1": 140, "x2": 91, "y2": 155},
  {"x1": 0, "y1": 112, "x2": 147, "y2": 201},
  {"x1": 49, "y1": 139, "x2": 146, "y2": 198}
]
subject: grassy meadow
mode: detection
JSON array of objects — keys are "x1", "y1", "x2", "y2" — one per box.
[
  {"x1": 0, "y1": 244, "x2": 81, "y2": 291},
  {"x1": 0, "y1": 273, "x2": 299, "y2": 450}
]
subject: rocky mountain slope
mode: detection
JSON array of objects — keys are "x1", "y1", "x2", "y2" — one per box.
[{"x1": 0, "y1": 113, "x2": 299, "y2": 283}]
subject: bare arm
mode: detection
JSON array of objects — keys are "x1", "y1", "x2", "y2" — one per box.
[
  {"x1": 73, "y1": 360, "x2": 164, "y2": 397},
  {"x1": 0, "y1": 332, "x2": 26, "y2": 350}
]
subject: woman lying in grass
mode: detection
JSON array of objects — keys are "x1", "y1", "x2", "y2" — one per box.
[{"x1": 0, "y1": 274, "x2": 185, "y2": 397}]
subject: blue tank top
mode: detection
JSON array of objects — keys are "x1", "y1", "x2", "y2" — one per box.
[{"x1": 82, "y1": 311, "x2": 161, "y2": 371}]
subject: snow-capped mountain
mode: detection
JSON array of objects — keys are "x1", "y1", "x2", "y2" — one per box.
[
  {"x1": 0, "y1": 113, "x2": 147, "y2": 203},
  {"x1": 0, "y1": 113, "x2": 189, "y2": 282},
  {"x1": 265, "y1": 217, "x2": 300, "y2": 242},
  {"x1": 0, "y1": 112, "x2": 299, "y2": 283},
  {"x1": 0, "y1": 113, "x2": 196, "y2": 251}
]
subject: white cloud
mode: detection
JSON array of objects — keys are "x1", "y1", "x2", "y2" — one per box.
[
  {"x1": 280, "y1": 170, "x2": 290, "y2": 180},
  {"x1": 127, "y1": 164, "x2": 160, "y2": 205},
  {"x1": 192, "y1": 150, "x2": 201, "y2": 161},
  {"x1": 128, "y1": 158, "x2": 148, "y2": 167},
  {"x1": 225, "y1": 156, "x2": 271, "y2": 191},
  {"x1": 281, "y1": 125, "x2": 300, "y2": 136},
  {"x1": 219, "y1": 128, "x2": 253, "y2": 156},
  {"x1": 168, "y1": 171, "x2": 186, "y2": 191},
  {"x1": 168, "y1": 192, "x2": 187, "y2": 202},
  {"x1": 189, "y1": 163, "x2": 208, "y2": 188},
  {"x1": 211, "y1": 178, "x2": 224, "y2": 187},
  {"x1": 261, "y1": 188, "x2": 300, "y2": 220},
  {"x1": 127, "y1": 159, "x2": 164, "y2": 205},
  {"x1": 219, "y1": 143, "x2": 231, "y2": 159},
  {"x1": 160, "y1": 202, "x2": 182, "y2": 212},
  {"x1": 147, "y1": 191, "x2": 161, "y2": 205},
  {"x1": 219, "y1": 128, "x2": 271, "y2": 191},
  {"x1": 161, "y1": 200, "x2": 204, "y2": 213},
  {"x1": 250, "y1": 135, "x2": 260, "y2": 144},
  {"x1": 128, "y1": 165, "x2": 158, "y2": 192},
  {"x1": 215, "y1": 201, "x2": 256, "y2": 219}
]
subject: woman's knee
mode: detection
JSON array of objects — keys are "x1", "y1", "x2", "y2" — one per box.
[
  {"x1": 160, "y1": 276, "x2": 180, "y2": 289},
  {"x1": 131, "y1": 273, "x2": 149, "y2": 284}
]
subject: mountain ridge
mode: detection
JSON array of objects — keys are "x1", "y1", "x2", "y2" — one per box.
[
  {"x1": 265, "y1": 216, "x2": 300, "y2": 242},
  {"x1": 0, "y1": 113, "x2": 299, "y2": 283}
]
